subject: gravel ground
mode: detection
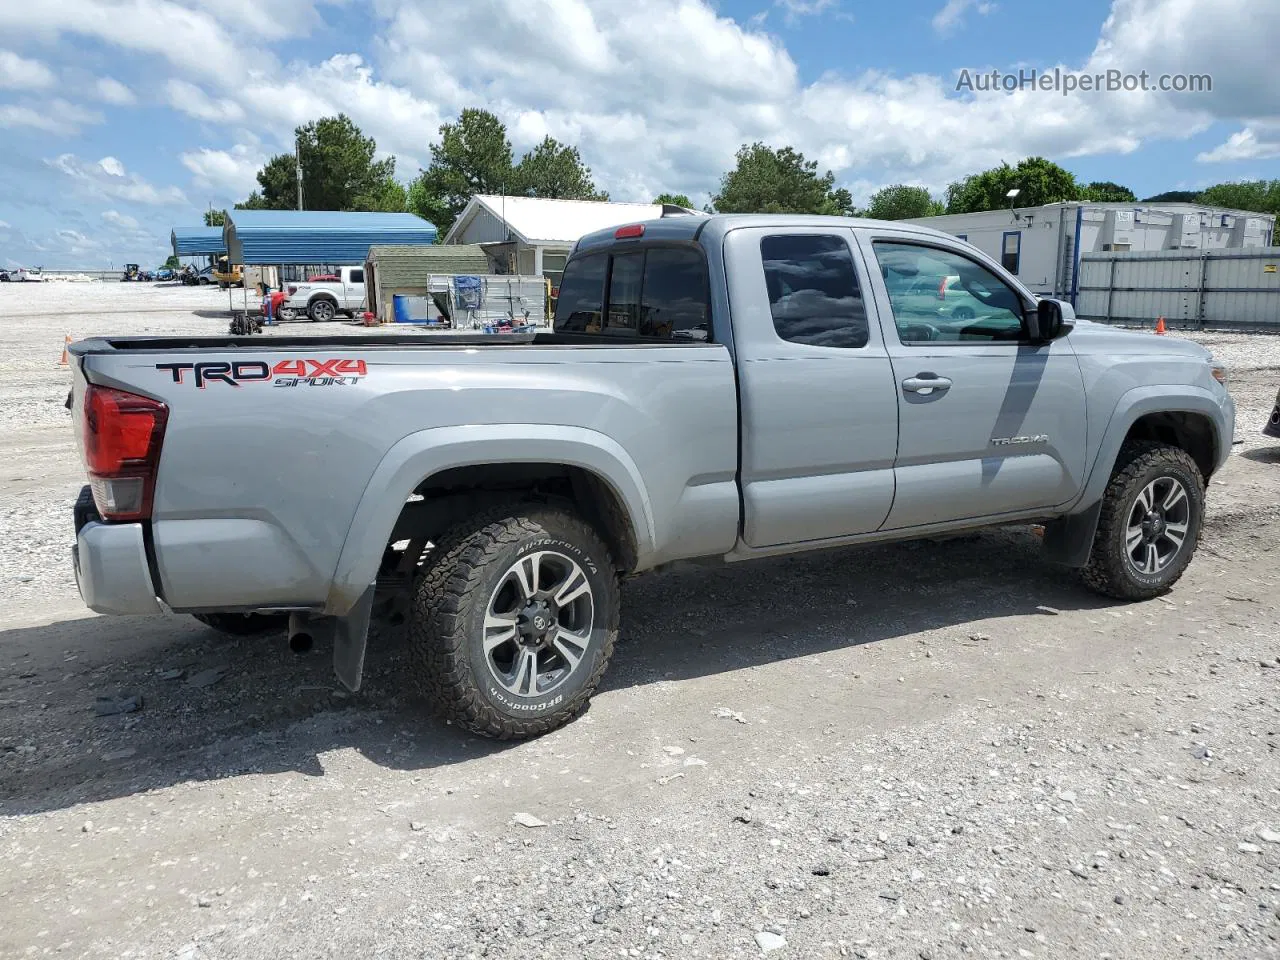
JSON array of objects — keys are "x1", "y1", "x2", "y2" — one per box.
[{"x1": 1, "y1": 282, "x2": 1278, "y2": 959}]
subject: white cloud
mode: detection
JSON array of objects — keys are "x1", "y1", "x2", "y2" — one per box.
[
  {"x1": 48, "y1": 153, "x2": 188, "y2": 205},
  {"x1": 231, "y1": 53, "x2": 446, "y2": 173},
  {"x1": 932, "y1": 0, "x2": 994, "y2": 34},
  {"x1": 94, "y1": 76, "x2": 136, "y2": 105},
  {"x1": 181, "y1": 143, "x2": 266, "y2": 198},
  {"x1": 1087, "y1": 0, "x2": 1276, "y2": 118},
  {"x1": 1197, "y1": 124, "x2": 1280, "y2": 163},
  {"x1": 0, "y1": 219, "x2": 11, "y2": 229},
  {"x1": 0, "y1": 49, "x2": 55, "y2": 89},
  {"x1": 101, "y1": 209, "x2": 140, "y2": 229},
  {"x1": 0, "y1": 99, "x2": 103, "y2": 135},
  {"x1": 56, "y1": 228, "x2": 101, "y2": 254},
  {"x1": 3, "y1": 0, "x2": 1277, "y2": 225},
  {"x1": 165, "y1": 79, "x2": 245, "y2": 123},
  {"x1": 6, "y1": 0, "x2": 252, "y2": 82},
  {"x1": 774, "y1": 0, "x2": 839, "y2": 24}
]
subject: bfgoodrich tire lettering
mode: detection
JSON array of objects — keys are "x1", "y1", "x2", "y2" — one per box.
[
  {"x1": 1080, "y1": 441, "x2": 1205, "y2": 600},
  {"x1": 409, "y1": 505, "x2": 619, "y2": 740}
]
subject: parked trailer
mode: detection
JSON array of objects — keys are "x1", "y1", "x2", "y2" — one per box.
[{"x1": 1076, "y1": 248, "x2": 1280, "y2": 330}]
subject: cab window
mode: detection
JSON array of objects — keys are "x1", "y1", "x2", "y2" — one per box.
[
  {"x1": 760, "y1": 234, "x2": 868, "y2": 349},
  {"x1": 554, "y1": 246, "x2": 710, "y2": 340},
  {"x1": 554, "y1": 253, "x2": 607, "y2": 333},
  {"x1": 873, "y1": 242, "x2": 1026, "y2": 344}
]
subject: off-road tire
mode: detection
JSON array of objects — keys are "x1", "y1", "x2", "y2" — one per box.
[
  {"x1": 409, "y1": 504, "x2": 619, "y2": 740},
  {"x1": 192, "y1": 613, "x2": 288, "y2": 636},
  {"x1": 1080, "y1": 441, "x2": 1205, "y2": 600}
]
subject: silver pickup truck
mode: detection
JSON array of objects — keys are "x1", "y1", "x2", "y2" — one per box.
[{"x1": 69, "y1": 213, "x2": 1235, "y2": 739}]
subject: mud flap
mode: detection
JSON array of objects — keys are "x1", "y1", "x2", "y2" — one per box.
[
  {"x1": 1041, "y1": 501, "x2": 1103, "y2": 568},
  {"x1": 306, "y1": 583, "x2": 376, "y2": 692}
]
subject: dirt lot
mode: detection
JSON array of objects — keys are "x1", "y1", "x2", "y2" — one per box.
[{"x1": 1, "y1": 282, "x2": 1278, "y2": 959}]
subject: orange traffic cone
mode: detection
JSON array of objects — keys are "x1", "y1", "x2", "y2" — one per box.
[
  {"x1": 1155, "y1": 316, "x2": 1167, "y2": 335},
  {"x1": 59, "y1": 334, "x2": 71, "y2": 365}
]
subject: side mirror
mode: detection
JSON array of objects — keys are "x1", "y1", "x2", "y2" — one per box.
[{"x1": 1029, "y1": 298, "x2": 1072, "y2": 342}]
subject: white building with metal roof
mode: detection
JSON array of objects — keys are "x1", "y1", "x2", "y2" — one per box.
[{"x1": 443, "y1": 195, "x2": 677, "y2": 294}]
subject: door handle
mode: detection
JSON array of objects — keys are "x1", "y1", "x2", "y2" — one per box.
[{"x1": 902, "y1": 375, "x2": 953, "y2": 394}]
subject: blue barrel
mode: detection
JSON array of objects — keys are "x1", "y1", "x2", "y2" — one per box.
[{"x1": 392, "y1": 294, "x2": 411, "y2": 323}]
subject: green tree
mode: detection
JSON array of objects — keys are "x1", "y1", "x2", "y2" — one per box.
[
  {"x1": 945, "y1": 157, "x2": 1081, "y2": 213},
  {"x1": 161, "y1": 254, "x2": 179, "y2": 270},
  {"x1": 353, "y1": 179, "x2": 407, "y2": 212},
  {"x1": 1080, "y1": 180, "x2": 1137, "y2": 202},
  {"x1": 866, "y1": 184, "x2": 944, "y2": 220},
  {"x1": 238, "y1": 114, "x2": 400, "y2": 212},
  {"x1": 1143, "y1": 190, "x2": 1200, "y2": 203},
  {"x1": 513, "y1": 137, "x2": 608, "y2": 200},
  {"x1": 1199, "y1": 179, "x2": 1280, "y2": 243},
  {"x1": 407, "y1": 108, "x2": 514, "y2": 236},
  {"x1": 654, "y1": 192, "x2": 695, "y2": 208},
  {"x1": 713, "y1": 143, "x2": 854, "y2": 216},
  {"x1": 203, "y1": 209, "x2": 226, "y2": 227}
]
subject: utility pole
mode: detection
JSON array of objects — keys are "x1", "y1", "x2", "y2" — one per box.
[{"x1": 295, "y1": 135, "x2": 304, "y2": 211}]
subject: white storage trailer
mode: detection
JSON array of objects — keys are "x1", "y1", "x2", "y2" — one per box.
[{"x1": 906, "y1": 202, "x2": 1276, "y2": 303}]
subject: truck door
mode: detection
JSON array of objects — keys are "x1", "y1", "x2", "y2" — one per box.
[
  {"x1": 345, "y1": 267, "x2": 365, "y2": 310},
  {"x1": 725, "y1": 226, "x2": 900, "y2": 548},
  {"x1": 853, "y1": 232, "x2": 1087, "y2": 530}
]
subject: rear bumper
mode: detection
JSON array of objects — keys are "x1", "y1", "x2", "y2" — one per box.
[{"x1": 74, "y1": 520, "x2": 162, "y2": 616}]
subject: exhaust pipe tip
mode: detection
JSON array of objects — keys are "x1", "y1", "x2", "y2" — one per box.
[{"x1": 287, "y1": 612, "x2": 314, "y2": 653}]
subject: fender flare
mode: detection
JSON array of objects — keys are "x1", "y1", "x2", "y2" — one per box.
[
  {"x1": 1044, "y1": 385, "x2": 1225, "y2": 567},
  {"x1": 323, "y1": 424, "x2": 657, "y2": 615}
]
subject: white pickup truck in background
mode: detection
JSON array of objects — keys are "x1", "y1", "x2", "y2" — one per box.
[{"x1": 280, "y1": 266, "x2": 366, "y2": 321}]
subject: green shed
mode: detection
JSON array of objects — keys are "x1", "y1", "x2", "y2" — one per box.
[{"x1": 365, "y1": 243, "x2": 493, "y2": 322}]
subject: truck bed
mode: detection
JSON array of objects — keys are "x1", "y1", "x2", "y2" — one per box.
[{"x1": 69, "y1": 332, "x2": 741, "y2": 618}]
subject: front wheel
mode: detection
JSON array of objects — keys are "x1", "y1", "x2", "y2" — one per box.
[
  {"x1": 1080, "y1": 441, "x2": 1205, "y2": 600},
  {"x1": 409, "y1": 505, "x2": 619, "y2": 739}
]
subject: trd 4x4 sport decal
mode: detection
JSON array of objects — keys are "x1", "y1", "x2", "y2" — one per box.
[{"x1": 156, "y1": 359, "x2": 368, "y2": 389}]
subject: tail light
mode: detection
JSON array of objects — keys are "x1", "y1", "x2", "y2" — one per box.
[
  {"x1": 81, "y1": 385, "x2": 168, "y2": 522},
  {"x1": 287, "y1": 285, "x2": 298, "y2": 296},
  {"x1": 937, "y1": 277, "x2": 947, "y2": 300}
]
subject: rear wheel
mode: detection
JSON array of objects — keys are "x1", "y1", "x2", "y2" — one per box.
[
  {"x1": 308, "y1": 298, "x2": 337, "y2": 322},
  {"x1": 192, "y1": 613, "x2": 288, "y2": 636},
  {"x1": 1080, "y1": 441, "x2": 1204, "y2": 600},
  {"x1": 408, "y1": 504, "x2": 619, "y2": 739}
]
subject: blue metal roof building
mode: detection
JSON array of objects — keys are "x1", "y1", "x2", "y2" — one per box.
[
  {"x1": 171, "y1": 226, "x2": 227, "y2": 257},
  {"x1": 224, "y1": 210, "x2": 438, "y2": 265}
]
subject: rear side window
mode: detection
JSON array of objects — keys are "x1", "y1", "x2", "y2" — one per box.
[
  {"x1": 761, "y1": 235, "x2": 868, "y2": 349},
  {"x1": 555, "y1": 253, "x2": 607, "y2": 332},
  {"x1": 554, "y1": 245, "x2": 710, "y2": 340},
  {"x1": 349, "y1": 268, "x2": 364, "y2": 284},
  {"x1": 642, "y1": 248, "x2": 709, "y2": 339}
]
